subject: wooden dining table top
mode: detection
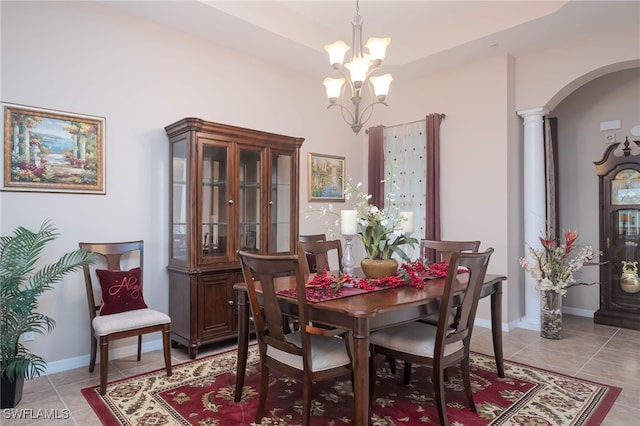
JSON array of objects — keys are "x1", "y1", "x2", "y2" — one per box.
[{"x1": 233, "y1": 271, "x2": 505, "y2": 319}]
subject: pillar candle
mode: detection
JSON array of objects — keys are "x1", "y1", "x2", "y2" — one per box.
[
  {"x1": 341, "y1": 210, "x2": 358, "y2": 235},
  {"x1": 399, "y1": 211, "x2": 414, "y2": 233}
]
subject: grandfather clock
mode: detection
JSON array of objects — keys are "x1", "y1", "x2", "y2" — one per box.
[{"x1": 594, "y1": 137, "x2": 640, "y2": 330}]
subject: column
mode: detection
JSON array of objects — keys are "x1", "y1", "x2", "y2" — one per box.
[{"x1": 517, "y1": 107, "x2": 548, "y2": 330}]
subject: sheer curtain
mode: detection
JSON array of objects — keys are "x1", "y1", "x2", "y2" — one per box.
[
  {"x1": 367, "y1": 114, "x2": 443, "y2": 260},
  {"x1": 383, "y1": 120, "x2": 427, "y2": 240}
]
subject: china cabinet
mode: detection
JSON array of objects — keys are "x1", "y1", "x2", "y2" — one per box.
[
  {"x1": 165, "y1": 118, "x2": 304, "y2": 357},
  {"x1": 594, "y1": 137, "x2": 640, "y2": 330}
]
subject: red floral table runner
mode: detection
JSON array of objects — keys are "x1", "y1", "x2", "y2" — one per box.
[
  {"x1": 276, "y1": 259, "x2": 466, "y2": 303},
  {"x1": 277, "y1": 283, "x2": 395, "y2": 302}
]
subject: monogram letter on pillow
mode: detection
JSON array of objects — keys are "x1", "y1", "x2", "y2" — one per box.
[{"x1": 96, "y1": 267, "x2": 148, "y2": 315}]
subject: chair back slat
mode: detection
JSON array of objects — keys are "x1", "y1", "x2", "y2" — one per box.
[
  {"x1": 436, "y1": 248, "x2": 493, "y2": 355},
  {"x1": 420, "y1": 239, "x2": 480, "y2": 264},
  {"x1": 297, "y1": 240, "x2": 343, "y2": 276},
  {"x1": 298, "y1": 234, "x2": 326, "y2": 242},
  {"x1": 238, "y1": 251, "x2": 308, "y2": 357},
  {"x1": 298, "y1": 235, "x2": 327, "y2": 273}
]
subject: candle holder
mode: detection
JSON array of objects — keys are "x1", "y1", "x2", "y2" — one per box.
[{"x1": 342, "y1": 234, "x2": 356, "y2": 275}]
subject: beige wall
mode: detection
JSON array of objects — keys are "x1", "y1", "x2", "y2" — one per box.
[
  {"x1": 1, "y1": 1, "x2": 638, "y2": 373},
  {"x1": 552, "y1": 69, "x2": 640, "y2": 314}
]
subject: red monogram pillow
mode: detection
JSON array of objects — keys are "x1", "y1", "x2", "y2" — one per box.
[{"x1": 96, "y1": 267, "x2": 148, "y2": 315}]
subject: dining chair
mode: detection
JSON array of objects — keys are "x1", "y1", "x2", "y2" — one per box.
[
  {"x1": 420, "y1": 239, "x2": 480, "y2": 264},
  {"x1": 396, "y1": 239, "x2": 481, "y2": 381},
  {"x1": 297, "y1": 239, "x2": 343, "y2": 276},
  {"x1": 79, "y1": 241, "x2": 172, "y2": 395},
  {"x1": 368, "y1": 248, "x2": 494, "y2": 426},
  {"x1": 418, "y1": 240, "x2": 480, "y2": 324},
  {"x1": 238, "y1": 250, "x2": 353, "y2": 426},
  {"x1": 298, "y1": 233, "x2": 326, "y2": 242}
]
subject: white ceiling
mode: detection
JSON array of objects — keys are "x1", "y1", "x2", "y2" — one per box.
[{"x1": 104, "y1": 1, "x2": 640, "y2": 80}]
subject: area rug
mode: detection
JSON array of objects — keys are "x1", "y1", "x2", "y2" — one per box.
[{"x1": 82, "y1": 345, "x2": 620, "y2": 426}]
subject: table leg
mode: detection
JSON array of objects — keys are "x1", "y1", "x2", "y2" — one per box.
[
  {"x1": 234, "y1": 289, "x2": 249, "y2": 402},
  {"x1": 352, "y1": 318, "x2": 370, "y2": 426},
  {"x1": 490, "y1": 281, "x2": 505, "y2": 378}
]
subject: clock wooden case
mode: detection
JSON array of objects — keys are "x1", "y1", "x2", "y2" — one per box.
[
  {"x1": 594, "y1": 137, "x2": 640, "y2": 330},
  {"x1": 165, "y1": 118, "x2": 304, "y2": 358}
]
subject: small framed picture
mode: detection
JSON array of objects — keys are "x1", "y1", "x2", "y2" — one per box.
[
  {"x1": 308, "y1": 153, "x2": 345, "y2": 202},
  {"x1": 2, "y1": 102, "x2": 106, "y2": 194}
]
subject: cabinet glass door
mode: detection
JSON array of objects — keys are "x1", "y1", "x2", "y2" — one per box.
[
  {"x1": 172, "y1": 139, "x2": 188, "y2": 261},
  {"x1": 270, "y1": 152, "x2": 293, "y2": 254},
  {"x1": 239, "y1": 149, "x2": 262, "y2": 253},
  {"x1": 202, "y1": 144, "x2": 228, "y2": 259}
]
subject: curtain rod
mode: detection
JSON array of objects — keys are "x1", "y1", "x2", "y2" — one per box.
[{"x1": 365, "y1": 114, "x2": 446, "y2": 134}]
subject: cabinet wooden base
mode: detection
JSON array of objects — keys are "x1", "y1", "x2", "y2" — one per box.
[
  {"x1": 170, "y1": 333, "x2": 236, "y2": 359},
  {"x1": 594, "y1": 309, "x2": 640, "y2": 331}
]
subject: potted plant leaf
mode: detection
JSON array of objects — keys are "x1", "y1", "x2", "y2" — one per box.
[{"x1": 0, "y1": 220, "x2": 93, "y2": 408}]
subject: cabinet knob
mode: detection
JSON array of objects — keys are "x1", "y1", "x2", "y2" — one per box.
[
  {"x1": 269, "y1": 201, "x2": 273, "y2": 205},
  {"x1": 228, "y1": 200, "x2": 234, "y2": 204},
  {"x1": 228, "y1": 300, "x2": 234, "y2": 305}
]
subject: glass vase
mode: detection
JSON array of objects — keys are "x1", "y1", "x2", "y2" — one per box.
[{"x1": 540, "y1": 290, "x2": 562, "y2": 339}]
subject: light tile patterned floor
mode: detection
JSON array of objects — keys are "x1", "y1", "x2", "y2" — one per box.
[{"x1": 4, "y1": 314, "x2": 639, "y2": 425}]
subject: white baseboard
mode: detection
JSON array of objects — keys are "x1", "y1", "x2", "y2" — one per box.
[
  {"x1": 43, "y1": 338, "x2": 163, "y2": 376},
  {"x1": 473, "y1": 317, "x2": 517, "y2": 332},
  {"x1": 562, "y1": 306, "x2": 595, "y2": 317},
  {"x1": 517, "y1": 307, "x2": 595, "y2": 332},
  {"x1": 43, "y1": 308, "x2": 596, "y2": 376}
]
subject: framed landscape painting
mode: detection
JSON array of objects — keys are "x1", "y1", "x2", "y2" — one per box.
[
  {"x1": 2, "y1": 103, "x2": 105, "y2": 194},
  {"x1": 308, "y1": 153, "x2": 345, "y2": 201}
]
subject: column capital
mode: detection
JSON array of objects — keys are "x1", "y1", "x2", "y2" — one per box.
[{"x1": 516, "y1": 107, "x2": 549, "y2": 119}]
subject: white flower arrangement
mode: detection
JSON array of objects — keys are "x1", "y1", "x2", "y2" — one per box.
[{"x1": 519, "y1": 230, "x2": 595, "y2": 296}]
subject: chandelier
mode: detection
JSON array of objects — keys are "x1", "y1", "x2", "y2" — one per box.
[{"x1": 322, "y1": 0, "x2": 393, "y2": 135}]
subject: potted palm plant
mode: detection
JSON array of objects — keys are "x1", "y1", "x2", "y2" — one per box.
[{"x1": 0, "y1": 220, "x2": 92, "y2": 408}]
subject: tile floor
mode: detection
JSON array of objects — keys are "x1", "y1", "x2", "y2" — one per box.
[{"x1": 4, "y1": 314, "x2": 639, "y2": 425}]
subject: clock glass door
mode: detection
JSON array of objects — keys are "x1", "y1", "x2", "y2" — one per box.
[{"x1": 609, "y1": 168, "x2": 640, "y2": 296}]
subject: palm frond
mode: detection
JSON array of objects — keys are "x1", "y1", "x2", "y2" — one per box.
[{"x1": 0, "y1": 220, "x2": 94, "y2": 381}]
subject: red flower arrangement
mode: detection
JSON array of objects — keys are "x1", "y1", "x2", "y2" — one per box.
[{"x1": 308, "y1": 259, "x2": 432, "y2": 294}]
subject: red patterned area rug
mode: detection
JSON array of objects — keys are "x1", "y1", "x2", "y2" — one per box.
[{"x1": 82, "y1": 345, "x2": 620, "y2": 426}]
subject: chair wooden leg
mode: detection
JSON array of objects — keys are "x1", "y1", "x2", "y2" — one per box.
[
  {"x1": 387, "y1": 356, "x2": 397, "y2": 374},
  {"x1": 433, "y1": 366, "x2": 449, "y2": 426},
  {"x1": 99, "y1": 337, "x2": 109, "y2": 396},
  {"x1": 162, "y1": 326, "x2": 173, "y2": 377},
  {"x1": 461, "y1": 357, "x2": 476, "y2": 412},
  {"x1": 255, "y1": 364, "x2": 269, "y2": 424},
  {"x1": 89, "y1": 334, "x2": 97, "y2": 373},
  {"x1": 137, "y1": 335, "x2": 142, "y2": 361},
  {"x1": 302, "y1": 376, "x2": 312, "y2": 426},
  {"x1": 369, "y1": 352, "x2": 377, "y2": 405},
  {"x1": 403, "y1": 361, "x2": 412, "y2": 384}
]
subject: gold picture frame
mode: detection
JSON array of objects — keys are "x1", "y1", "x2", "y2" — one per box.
[
  {"x1": 2, "y1": 102, "x2": 106, "y2": 194},
  {"x1": 308, "y1": 152, "x2": 345, "y2": 202}
]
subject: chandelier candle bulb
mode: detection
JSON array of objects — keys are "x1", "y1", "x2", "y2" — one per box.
[
  {"x1": 341, "y1": 210, "x2": 358, "y2": 235},
  {"x1": 399, "y1": 212, "x2": 414, "y2": 234}
]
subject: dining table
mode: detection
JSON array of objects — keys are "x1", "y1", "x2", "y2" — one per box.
[{"x1": 233, "y1": 269, "x2": 507, "y2": 426}]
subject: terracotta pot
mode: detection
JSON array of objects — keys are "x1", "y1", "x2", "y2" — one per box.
[{"x1": 360, "y1": 258, "x2": 399, "y2": 279}]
